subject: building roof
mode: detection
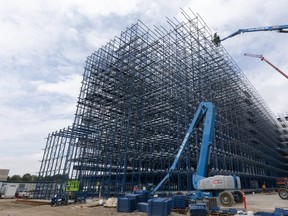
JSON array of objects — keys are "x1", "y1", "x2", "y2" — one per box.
[{"x1": 0, "y1": 169, "x2": 10, "y2": 181}]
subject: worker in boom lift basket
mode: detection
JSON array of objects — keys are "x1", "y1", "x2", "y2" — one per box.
[{"x1": 212, "y1": 33, "x2": 221, "y2": 46}]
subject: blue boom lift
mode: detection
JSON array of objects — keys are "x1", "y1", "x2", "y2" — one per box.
[
  {"x1": 151, "y1": 102, "x2": 242, "y2": 206},
  {"x1": 213, "y1": 24, "x2": 288, "y2": 46}
]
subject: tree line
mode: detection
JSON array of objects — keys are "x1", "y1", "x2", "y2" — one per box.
[
  {"x1": 7, "y1": 173, "x2": 38, "y2": 182},
  {"x1": 7, "y1": 174, "x2": 66, "y2": 182}
]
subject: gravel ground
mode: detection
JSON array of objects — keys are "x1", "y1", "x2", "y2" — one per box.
[{"x1": 0, "y1": 192, "x2": 287, "y2": 216}]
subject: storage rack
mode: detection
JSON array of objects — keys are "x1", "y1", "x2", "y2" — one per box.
[{"x1": 34, "y1": 10, "x2": 287, "y2": 199}]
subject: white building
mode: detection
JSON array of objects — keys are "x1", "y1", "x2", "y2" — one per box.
[{"x1": 0, "y1": 169, "x2": 9, "y2": 181}]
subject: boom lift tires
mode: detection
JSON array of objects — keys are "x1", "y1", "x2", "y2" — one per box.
[
  {"x1": 278, "y1": 188, "x2": 288, "y2": 200},
  {"x1": 233, "y1": 190, "x2": 244, "y2": 203},
  {"x1": 213, "y1": 190, "x2": 243, "y2": 207},
  {"x1": 219, "y1": 191, "x2": 234, "y2": 207}
]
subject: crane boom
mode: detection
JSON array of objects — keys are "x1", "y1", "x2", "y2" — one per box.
[
  {"x1": 151, "y1": 102, "x2": 215, "y2": 194},
  {"x1": 244, "y1": 53, "x2": 288, "y2": 79},
  {"x1": 220, "y1": 24, "x2": 288, "y2": 42}
]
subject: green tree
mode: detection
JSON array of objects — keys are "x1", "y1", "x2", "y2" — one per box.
[
  {"x1": 22, "y1": 173, "x2": 32, "y2": 182},
  {"x1": 31, "y1": 175, "x2": 38, "y2": 182},
  {"x1": 10, "y1": 175, "x2": 21, "y2": 182}
]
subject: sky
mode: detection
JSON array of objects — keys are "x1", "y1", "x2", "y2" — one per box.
[{"x1": 0, "y1": 0, "x2": 287, "y2": 176}]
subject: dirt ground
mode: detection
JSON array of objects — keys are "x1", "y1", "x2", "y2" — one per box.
[{"x1": 0, "y1": 192, "x2": 287, "y2": 216}]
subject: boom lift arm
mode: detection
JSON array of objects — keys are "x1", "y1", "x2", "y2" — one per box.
[
  {"x1": 218, "y1": 24, "x2": 288, "y2": 43},
  {"x1": 151, "y1": 102, "x2": 215, "y2": 194},
  {"x1": 244, "y1": 53, "x2": 288, "y2": 79}
]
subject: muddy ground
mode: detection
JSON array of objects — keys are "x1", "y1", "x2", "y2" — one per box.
[{"x1": 0, "y1": 192, "x2": 287, "y2": 216}]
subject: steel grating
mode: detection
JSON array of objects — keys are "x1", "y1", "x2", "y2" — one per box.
[{"x1": 34, "y1": 10, "x2": 288, "y2": 199}]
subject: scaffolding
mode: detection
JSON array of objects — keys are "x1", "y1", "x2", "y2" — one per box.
[
  {"x1": 277, "y1": 114, "x2": 288, "y2": 157},
  {"x1": 34, "y1": 10, "x2": 288, "y2": 199}
]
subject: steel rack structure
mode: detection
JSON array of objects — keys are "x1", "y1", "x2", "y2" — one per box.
[
  {"x1": 34, "y1": 10, "x2": 288, "y2": 199},
  {"x1": 277, "y1": 114, "x2": 288, "y2": 158}
]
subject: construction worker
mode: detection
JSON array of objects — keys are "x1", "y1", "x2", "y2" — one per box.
[
  {"x1": 133, "y1": 185, "x2": 138, "y2": 191},
  {"x1": 262, "y1": 182, "x2": 266, "y2": 193},
  {"x1": 212, "y1": 33, "x2": 221, "y2": 46}
]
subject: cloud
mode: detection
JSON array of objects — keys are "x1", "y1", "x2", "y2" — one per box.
[
  {"x1": 244, "y1": 64, "x2": 288, "y2": 114},
  {"x1": 0, "y1": 152, "x2": 43, "y2": 176},
  {"x1": 0, "y1": 0, "x2": 287, "y2": 176},
  {"x1": 35, "y1": 74, "x2": 82, "y2": 98}
]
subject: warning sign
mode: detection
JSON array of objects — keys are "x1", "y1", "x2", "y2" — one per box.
[{"x1": 65, "y1": 180, "x2": 80, "y2": 192}]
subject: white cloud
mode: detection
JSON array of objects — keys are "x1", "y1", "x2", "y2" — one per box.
[
  {"x1": 58, "y1": 0, "x2": 140, "y2": 18},
  {"x1": 35, "y1": 74, "x2": 82, "y2": 98},
  {"x1": 0, "y1": 0, "x2": 287, "y2": 176},
  {"x1": 245, "y1": 64, "x2": 288, "y2": 114},
  {"x1": 0, "y1": 152, "x2": 43, "y2": 176}
]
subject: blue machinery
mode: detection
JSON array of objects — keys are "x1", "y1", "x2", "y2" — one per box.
[
  {"x1": 220, "y1": 24, "x2": 288, "y2": 42},
  {"x1": 152, "y1": 102, "x2": 242, "y2": 206},
  {"x1": 213, "y1": 24, "x2": 288, "y2": 46},
  {"x1": 152, "y1": 102, "x2": 215, "y2": 194}
]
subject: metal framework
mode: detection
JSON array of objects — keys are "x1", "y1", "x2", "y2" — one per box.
[
  {"x1": 277, "y1": 114, "x2": 288, "y2": 157},
  {"x1": 34, "y1": 10, "x2": 288, "y2": 199}
]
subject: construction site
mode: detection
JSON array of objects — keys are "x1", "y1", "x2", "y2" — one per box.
[{"x1": 15, "y1": 8, "x2": 288, "y2": 216}]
